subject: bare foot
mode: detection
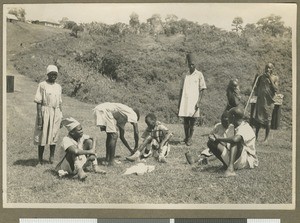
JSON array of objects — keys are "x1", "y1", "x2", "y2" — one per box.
[{"x1": 224, "y1": 169, "x2": 237, "y2": 177}]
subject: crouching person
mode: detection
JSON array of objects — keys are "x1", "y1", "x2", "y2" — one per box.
[
  {"x1": 209, "y1": 107, "x2": 258, "y2": 177},
  {"x1": 126, "y1": 113, "x2": 173, "y2": 163},
  {"x1": 56, "y1": 117, "x2": 106, "y2": 181}
]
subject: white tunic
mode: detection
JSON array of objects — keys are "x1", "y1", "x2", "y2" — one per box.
[{"x1": 178, "y1": 69, "x2": 206, "y2": 117}]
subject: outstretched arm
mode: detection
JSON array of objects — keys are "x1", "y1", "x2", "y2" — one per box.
[
  {"x1": 160, "y1": 131, "x2": 173, "y2": 148},
  {"x1": 132, "y1": 123, "x2": 139, "y2": 150},
  {"x1": 119, "y1": 127, "x2": 134, "y2": 154}
]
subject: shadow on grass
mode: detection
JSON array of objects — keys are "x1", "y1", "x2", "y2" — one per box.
[
  {"x1": 13, "y1": 158, "x2": 39, "y2": 167},
  {"x1": 191, "y1": 164, "x2": 224, "y2": 173},
  {"x1": 169, "y1": 139, "x2": 184, "y2": 146},
  {"x1": 13, "y1": 159, "x2": 52, "y2": 167}
]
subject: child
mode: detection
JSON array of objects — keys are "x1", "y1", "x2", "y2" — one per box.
[
  {"x1": 126, "y1": 113, "x2": 173, "y2": 163},
  {"x1": 56, "y1": 117, "x2": 106, "y2": 181},
  {"x1": 185, "y1": 111, "x2": 234, "y2": 165},
  {"x1": 209, "y1": 107, "x2": 258, "y2": 177}
]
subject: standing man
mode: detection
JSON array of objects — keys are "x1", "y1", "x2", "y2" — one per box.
[
  {"x1": 93, "y1": 102, "x2": 140, "y2": 166},
  {"x1": 253, "y1": 63, "x2": 279, "y2": 142},
  {"x1": 178, "y1": 53, "x2": 207, "y2": 146}
]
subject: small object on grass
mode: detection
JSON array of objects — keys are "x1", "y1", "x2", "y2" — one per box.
[
  {"x1": 185, "y1": 151, "x2": 195, "y2": 164},
  {"x1": 198, "y1": 157, "x2": 208, "y2": 165}
]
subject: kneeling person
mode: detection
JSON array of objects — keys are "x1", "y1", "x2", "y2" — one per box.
[
  {"x1": 56, "y1": 117, "x2": 106, "y2": 180},
  {"x1": 209, "y1": 107, "x2": 258, "y2": 177},
  {"x1": 127, "y1": 113, "x2": 173, "y2": 163}
]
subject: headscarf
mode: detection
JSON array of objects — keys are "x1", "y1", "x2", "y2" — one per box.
[
  {"x1": 47, "y1": 65, "x2": 58, "y2": 75},
  {"x1": 61, "y1": 117, "x2": 80, "y2": 132}
]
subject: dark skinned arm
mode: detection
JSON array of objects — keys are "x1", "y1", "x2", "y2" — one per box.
[
  {"x1": 37, "y1": 103, "x2": 43, "y2": 129},
  {"x1": 66, "y1": 144, "x2": 96, "y2": 156}
]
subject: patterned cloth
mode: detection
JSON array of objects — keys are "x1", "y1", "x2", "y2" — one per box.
[
  {"x1": 178, "y1": 69, "x2": 206, "y2": 117},
  {"x1": 254, "y1": 74, "x2": 278, "y2": 125},
  {"x1": 141, "y1": 121, "x2": 172, "y2": 159},
  {"x1": 33, "y1": 81, "x2": 62, "y2": 146},
  {"x1": 93, "y1": 102, "x2": 138, "y2": 133}
]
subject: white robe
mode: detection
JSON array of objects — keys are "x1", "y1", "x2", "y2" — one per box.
[{"x1": 178, "y1": 69, "x2": 206, "y2": 117}]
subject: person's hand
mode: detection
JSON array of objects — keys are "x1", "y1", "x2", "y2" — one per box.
[{"x1": 208, "y1": 134, "x2": 215, "y2": 142}]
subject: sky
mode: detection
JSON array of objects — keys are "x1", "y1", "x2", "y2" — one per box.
[{"x1": 4, "y1": 3, "x2": 297, "y2": 31}]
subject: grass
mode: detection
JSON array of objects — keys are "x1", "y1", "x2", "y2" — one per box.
[
  {"x1": 4, "y1": 21, "x2": 293, "y2": 207},
  {"x1": 5, "y1": 67, "x2": 293, "y2": 205}
]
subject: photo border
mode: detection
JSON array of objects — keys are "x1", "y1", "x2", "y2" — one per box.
[{"x1": 1, "y1": 0, "x2": 299, "y2": 222}]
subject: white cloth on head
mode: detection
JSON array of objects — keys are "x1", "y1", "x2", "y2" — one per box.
[
  {"x1": 178, "y1": 69, "x2": 206, "y2": 117},
  {"x1": 47, "y1": 65, "x2": 58, "y2": 74},
  {"x1": 62, "y1": 117, "x2": 80, "y2": 132}
]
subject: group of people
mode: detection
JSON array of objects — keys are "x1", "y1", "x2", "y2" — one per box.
[{"x1": 33, "y1": 54, "x2": 279, "y2": 180}]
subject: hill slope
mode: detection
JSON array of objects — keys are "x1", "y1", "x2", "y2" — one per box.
[{"x1": 7, "y1": 21, "x2": 293, "y2": 126}]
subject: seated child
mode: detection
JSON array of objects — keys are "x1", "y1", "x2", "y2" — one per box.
[
  {"x1": 185, "y1": 111, "x2": 234, "y2": 165},
  {"x1": 126, "y1": 113, "x2": 173, "y2": 163},
  {"x1": 56, "y1": 117, "x2": 106, "y2": 180},
  {"x1": 209, "y1": 107, "x2": 259, "y2": 177}
]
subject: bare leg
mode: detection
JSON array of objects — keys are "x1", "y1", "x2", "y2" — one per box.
[
  {"x1": 183, "y1": 118, "x2": 189, "y2": 142},
  {"x1": 107, "y1": 132, "x2": 118, "y2": 166},
  {"x1": 49, "y1": 145, "x2": 55, "y2": 164},
  {"x1": 224, "y1": 143, "x2": 242, "y2": 177},
  {"x1": 264, "y1": 124, "x2": 270, "y2": 142},
  {"x1": 38, "y1": 145, "x2": 45, "y2": 165},
  {"x1": 255, "y1": 123, "x2": 261, "y2": 140},
  {"x1": 207, "y1": 140, "x2": 227, "y2": 168}
]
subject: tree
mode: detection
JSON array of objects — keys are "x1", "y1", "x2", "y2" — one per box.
[
  {"x1": 231, "y1": 17, "x2": 243, "y2": 33},
  {"x1": 147, "y1": 14, "x2": 164, "y2": 35},
  {"x1": 8, "y1": 7, "x2": 26, "y2": 22},
  {"x1": 257, "y1": 14, "x2": 285, "y2": 37},
  {"x1": 165, "y1": 14, "x2": 178, "y2": 23},
  {"x1": 71, "y1": 24, "x2": 84, "y2": 38},
  {"x1": 129, "y1": 12, "x2": 140, "y2": 34}
]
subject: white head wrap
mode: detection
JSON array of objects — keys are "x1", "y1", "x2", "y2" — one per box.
[
  {"x1": 46, "y1": 65, "x2": 58, "y2": 75},
  {"x1": 62, "y1": 117, "x2": 80, "y2": 132}
]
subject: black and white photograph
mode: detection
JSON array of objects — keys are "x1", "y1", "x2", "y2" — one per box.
[{"x1": 2, "y1": 2, "x2": 296, "y2": 209}]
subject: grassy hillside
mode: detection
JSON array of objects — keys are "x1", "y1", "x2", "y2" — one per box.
[
  {"x1": 5, "y1": 21, "x2": 293, "y2": 205},
  {"x1": 7, "y1": 21, "x2": 292, "y2": 126}
]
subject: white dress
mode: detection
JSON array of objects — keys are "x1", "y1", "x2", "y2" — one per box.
[
  {"x1": 178, "y1": 69, "x2": 206, "y2": 117},
  {"x1": 33, "y1": 81, "x2": 62, "y2": 146}
]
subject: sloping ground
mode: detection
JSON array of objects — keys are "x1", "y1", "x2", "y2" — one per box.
[
  {"x1": 4, "y1": 22, "x2": 293, "y2": 205},
  {"x1": 6, "y1": 22, "x2": 68, "y2": 54},
  {"x1": 5, "y1": 67, "x2": 293, "y2": 205}
]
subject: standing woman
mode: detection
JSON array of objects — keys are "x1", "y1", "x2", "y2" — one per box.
[{"x1": 34, "y1": 65, "x2": 63, "y2": 165}]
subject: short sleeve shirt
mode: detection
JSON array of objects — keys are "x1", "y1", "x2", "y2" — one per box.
[
  {"x1": 142, "y1": 121, "x2": 169, "y2": 143},
  {"x1": 235, "y1": 121, "x2": 256, "y2": 157}
]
